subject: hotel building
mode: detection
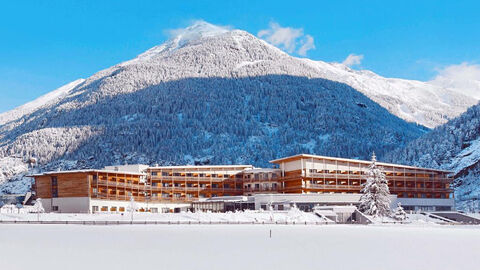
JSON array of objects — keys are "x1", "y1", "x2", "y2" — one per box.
[{"x1": 30, "y1": 154, "x2": 455, "y2": 213}]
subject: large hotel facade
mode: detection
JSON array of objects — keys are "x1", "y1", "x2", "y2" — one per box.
[{"x1": 30, "y1": 154, "x2": 455, "y2": 213}]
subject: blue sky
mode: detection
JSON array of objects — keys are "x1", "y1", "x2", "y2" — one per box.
[{"x1": 1, "y1": 0, "x2": 479, "y2": 113}]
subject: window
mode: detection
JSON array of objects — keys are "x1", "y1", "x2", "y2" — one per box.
[
  {"x1": 92, "y1": 188, "x2": 97, "y2": 195},
  {"x1": 199, "y1": 173, "x2": 205, "y2": 177},
  {"x1": 92, "y1": 206, "x2": 99, "y2": 212},
  {"x1": 187, "y1": 183, "x2": 193, "y2": 187},
  {"x1": 151, "y1": 172, "x2": 158, "y2": 176},
  {"x1": 163, "y1": 183, "x2": 169, "y2": 187},
  {"x1": 162, "y1": 172, "x2": 169, "y2": 176},
  {"x1": 186, "y1": 173, "x2": 193, "y2": 177},
  {"x1": 173, "y1": 173, "x2": 181, "y2": 176},
  {"x1": 211, "y1": 174, "x2": 217, "y2": 178},
  {"x1": 52, "y1": 206, "x2": 59, "y2": 211},
  {"x1": 212, "y1": 184, "x2": 218, "y2": 188},
  {"x1": 93, "y1": 175, "x2": 98, "y2": 181},
  {"x1": 51, "y1": 176, "x2": 58, "y2": 198},
  {"x1": 224, "y1": 184, "x2": 230, "y2": 188},
  {"x1": 101, "y1": 206, "x2": 108, "y2": 212},
  {"x1": 151, "y1": 208, "x2": 158, "y2": 213}
]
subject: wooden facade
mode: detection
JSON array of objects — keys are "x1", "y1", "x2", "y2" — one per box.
[
  {"x1": 31, "y1": 155, "x2": 454, "y2": 211},
  {"x1": 270, "y1": 154, "x2": 454, "y2": 200}
]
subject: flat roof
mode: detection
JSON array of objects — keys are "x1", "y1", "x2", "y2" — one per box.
[
  {"x1": 28, "y1": 169, "x2": 146, "y2": 177},
  {"x1": 148, "y1": 165, "x2": 253, "y2": 170},
  {"x1": 269, "y1": 154, "x2": 452, "y2": 173}
]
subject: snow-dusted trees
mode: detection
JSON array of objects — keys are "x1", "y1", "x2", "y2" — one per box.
[
  {"x1": 359, "y1": 153, "x2": 391, "y2": 217},
  {"x1": 393, "y1": 202, "x2": 407, "y2": 221}
]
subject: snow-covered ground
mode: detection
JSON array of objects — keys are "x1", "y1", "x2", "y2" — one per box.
[
  {"x1": 0, "y1": 224, "x2": 478, "y2": 270},
  {"x1": 0, "y1": 209, "x2": 324, "y2": 223}
]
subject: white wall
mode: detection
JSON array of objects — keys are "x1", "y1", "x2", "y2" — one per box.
[{"x1": 90, "y1": 199, "x2": 190, "y2": 213}]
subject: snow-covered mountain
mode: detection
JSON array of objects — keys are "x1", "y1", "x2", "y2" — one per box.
[
  {"x1": 0, "y1": 21, "x2": 471, "y2": 194},
  {"x1": 0, "y1": 79, "x2": 85, "y2": 126},
  {"x1": 301, "y1": 60, "x2": 476, "y2": 128},
  {"x1": 384, "y1": 103, "x2": 480, "y2": 209}
]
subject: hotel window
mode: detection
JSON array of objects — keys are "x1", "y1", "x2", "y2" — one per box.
[
  {"x1": 212, "y1": 184, "x2": 218, "y2": 188},
  {"x1": 92, "y1": 188, "x2": 98, "y2": 195},
  {"x1": 236, "y1": 184, "x2": 242, "y2": 189},
  {"x1": 162, "y1": 193, "x2": 169, "y2": 198},
  {"x1": 211, "y1": 174, "x2": 218, "y2": 178},
  {"x1": 224, "y1": 174, "x2": 230, "y2": 178},
  {"x1": 224, "y1": 184, "x2": 230, "y2": 188},
  {"x1": 255, "y1": 184, "x2": 260, "y2": 189},
  {"x1": 51, "y1": 176, "x2": 58, "y2": 198},
  {"x1": 162, "y1": 172, "x2": 168, "y2": 176},
  {"x1": 151, "y1": 172, "x2": 157, "y2": 176},
  {"x1": 187, "y1": 183, "x2": 193, "y2": 187},
  {"x1": 173, "y1": 173, "x2": 181, "y2": 176},
  {"x1": 92, "y1": 206, "x2": 99, "y2": 212},
  {"x1": 52, "y1": 206, "x2": 59, "y2": 211},
  {"x1": 199, "y1": 173, "x2": 205, "y2": 177},
  {"x1": 163, "y1": 183, "x2": 169, "y2": 187},
  {"x1": 186, "y1": 173, "x2": 193, "y2": 177},
  {"x1": 93, "y1": 175, "x2": 98, "y2": 181},
  {"x1": 174, "y1": 193, "x2": 181, "y2": 198}
]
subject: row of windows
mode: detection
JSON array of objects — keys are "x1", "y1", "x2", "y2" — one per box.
[{"x1": 150, "y1": 171, "x2": 242, "y2": 178}]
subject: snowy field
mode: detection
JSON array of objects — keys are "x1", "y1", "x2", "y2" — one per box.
[
  {"x1": 0, "y1": 209, "x2": 323, "y2": 223},
  {"x1": 0, "y1": 224, "x2": 479, "y2": 270}
]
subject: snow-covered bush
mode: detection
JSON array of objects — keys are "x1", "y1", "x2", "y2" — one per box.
[{"x1": 393, "y1": 202, "x2": 407, "y2": 221}]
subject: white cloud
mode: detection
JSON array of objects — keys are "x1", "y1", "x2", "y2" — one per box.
[
  {"x1": 298, "y1": 35, "x2": 315, "y2": 56},
  {"x1": 342, "y1": 54, "x2": 364, "y2": 67},
  {"x1": 258, "y1": 22, "x2": 315, "y2": 56},
  {"x1": 430, "y1": 62, "x2": 480, "y2": 100}
]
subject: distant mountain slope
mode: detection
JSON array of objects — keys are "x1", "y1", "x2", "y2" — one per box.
[
  {"x1": 0, "y1": 79, "x2": 85, "y2": 126},
  {"x1": 0, "y1": 22, "x2": 429, "y2": 194},
  {"x1": 384, "y1": 102, "x2": 480, "y2": 209},
  {"x1": 302, "y1": 60, "x2": 476, "y2": 128}
]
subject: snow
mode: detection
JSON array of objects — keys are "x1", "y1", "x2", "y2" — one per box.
[
  {"x1": 450, "y1": 138, "x2": 480, "y2": 174},
  {"x1": 0, "y1": 79, "x2": 84, "y2": 125},
  {"x1": 0, "y1": 224, "x2": 479, "y2": 270},
  {"x1": 301, "y1": 59, "x2": 476, "y2": 128},
  {"x1": 0, "y1": 209, "x2": 322, "y2": 223}
]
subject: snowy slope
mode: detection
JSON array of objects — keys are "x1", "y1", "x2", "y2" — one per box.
[
  {"x1": 302, "y1": 60, "x2": 476, "y2": 128},
  {"x1": 0, "y1": 79, "x2": 85, "y2": 126},
  {"x1": 0, "y1": 21, "x2": 466, "y2": 194},
  {"x1": 385, "y1": 103, "x2": 480, "y2": 209}
]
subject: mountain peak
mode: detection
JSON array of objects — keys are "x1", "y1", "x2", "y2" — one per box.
[{"x1": 133, "y1": 21, "x2": 234, "y2": 61}]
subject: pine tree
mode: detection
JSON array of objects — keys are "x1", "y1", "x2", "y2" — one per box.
[
  {"x1": 359, "y1": 152, "x2": 392, "y2": 217},
  {"x1": 393, "y1": 202, "x2": 407, "y2": 221}
]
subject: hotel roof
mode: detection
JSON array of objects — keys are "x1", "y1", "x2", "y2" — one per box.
[
  {"x1": 269, "y1": 154, "x2": 452, "y2": 173},
  {"x1": 28, "y1": 169, "x2": 147, "y2": 177}
]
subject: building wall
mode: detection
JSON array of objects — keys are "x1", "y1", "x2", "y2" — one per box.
[
  {"x1": 41, "y1": 197, "x2": 91, "y2": 213},
  {"x1": 90, "y1": 199, "x2": 190, "y2": 213}
]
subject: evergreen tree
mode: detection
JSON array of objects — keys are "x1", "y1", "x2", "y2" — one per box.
[
  {"x1": 393, "y1": 202, "x2": 407, "y2": 221},
  {"x1": 359, "y1": 153, "x2": 391, "y2": 217}
]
